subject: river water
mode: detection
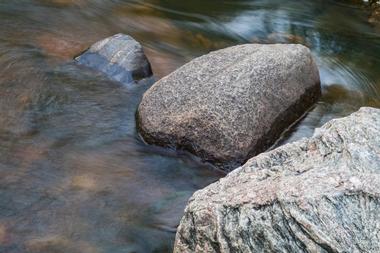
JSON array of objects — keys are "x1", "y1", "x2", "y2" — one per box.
[{"x1": 0, "y1": 1, "x2": 379, "y2": 252}]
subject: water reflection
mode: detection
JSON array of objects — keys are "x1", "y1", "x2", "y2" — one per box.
[{"x1": 0, "y1": 0, "x2": 379, "y2": 252}]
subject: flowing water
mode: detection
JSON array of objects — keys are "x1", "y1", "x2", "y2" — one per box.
[{"x1": 0, "y1": 0, "x2": 379, "y2": 252}]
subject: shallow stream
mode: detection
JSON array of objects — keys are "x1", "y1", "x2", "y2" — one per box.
[{"x1": 0, "y1": 1, "x2": 379, "y2": 252}]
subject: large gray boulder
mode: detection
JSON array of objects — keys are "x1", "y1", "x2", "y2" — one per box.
[
  {"x1": 174, "y1": 107, "x2": 380, "y2": 253},
  {"x1": 75, "y1": 33, "x2": 152, "y2": 84},
  {"x1": 137, "y1": 44, "x2": 320, "y2": 170}
]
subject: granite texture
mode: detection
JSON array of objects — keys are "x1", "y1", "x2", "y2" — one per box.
[
  {"x1": 137, "y1": 44, "x2": 321, "y2": 170},
  {"x1": 75, "y1": 33, "x2": 152, "y2": 84},
  {"x1": 174, "y1": 107, "x2": 380, "y2": 253}
]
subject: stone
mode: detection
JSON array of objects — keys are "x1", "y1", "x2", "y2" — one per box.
[
  {"x1": 75, "y1": 33, "x2": 152, "y2": 84},
  {"x1": 137, "y1": 44, "x2": 320, "y2": 170},
  {"x1": 173, "y1": 107, "x2": 380, "y2": 253}
]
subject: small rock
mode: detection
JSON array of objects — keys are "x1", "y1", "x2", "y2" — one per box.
[{"x1": 76, "y1": 34, "x2": 152, "y2": 84}]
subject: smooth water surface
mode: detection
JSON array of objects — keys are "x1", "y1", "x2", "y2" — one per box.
[{"x1": 0, "y1": 0, "x2": 379, "y2": 252}]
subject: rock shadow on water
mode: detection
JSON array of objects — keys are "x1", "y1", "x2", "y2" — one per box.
[{"x1": 275, "y1": 83, "x2": 378, "y2": 147}]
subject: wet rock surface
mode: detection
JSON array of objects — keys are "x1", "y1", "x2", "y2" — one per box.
[
  {"x1": 75, "y1": 33, "x2": 152, "y2": 84},
  {"x1": 174, "y1": 107, "x2": 380, "y2": 253},
  {"x1": 138, "y1": 44, "x2": 320, "y2": 170}
]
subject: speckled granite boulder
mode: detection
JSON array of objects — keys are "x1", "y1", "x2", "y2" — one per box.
[
  {"x1": 137, "y1": 44, "x2": 320, "y2": 170},
  {"x1": 174, "y1": 107, "x2": 380, "y2": 253},
  {"x1": 75, "y1": 33, "x2": 152, "y2": 84}
]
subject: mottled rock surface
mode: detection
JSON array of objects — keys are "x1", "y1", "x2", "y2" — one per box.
[
  {"x1": 138, "y1": 44, "x2": 320, "y2": 170},
  {"x1": 76, "y1": 33, "x2": 152, "y2": 84},
  {"x1": 174, "y1": 107, "x2": 380, "y2": 253}
]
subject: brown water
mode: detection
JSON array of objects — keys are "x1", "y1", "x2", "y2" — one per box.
[{"x1": 0, "y1": 0, "x2": 379, "y2": 252}]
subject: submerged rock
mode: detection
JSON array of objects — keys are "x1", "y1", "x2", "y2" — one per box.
[
  {"x1": 36, "y1": 33, "x2": 88, "y2": 60},
  {"x1": 138, "y1": 44, "x2": 320, "y2": 170},
  {"x1": 25, "y1": 235, "x2": 100, "y2": 253},
  {"x1": 174, "y1": 107, "x2": 380, "y2": 253},
  {"x1": 75, "y1": 33, "x2": 152, "y2": 84}
]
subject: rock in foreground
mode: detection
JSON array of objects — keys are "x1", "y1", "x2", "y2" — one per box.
[
  {"x1": 75, "y1": 33, "x2": 152, "y2": 84},
  {"x1": 138, "y1": 44, "x2": 320, "y2": 170},
  {"x1": 174, "y1": 107, "x2": 380, "y2": 253}
]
